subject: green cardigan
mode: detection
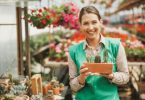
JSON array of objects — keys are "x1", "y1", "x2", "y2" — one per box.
[{"x1": 69, "y1": 38, "x2": 120, "y2": 100}]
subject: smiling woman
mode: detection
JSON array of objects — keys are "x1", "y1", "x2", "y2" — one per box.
[{"x1": 68, "y1": 6, "x2": 129, "y2": 100}]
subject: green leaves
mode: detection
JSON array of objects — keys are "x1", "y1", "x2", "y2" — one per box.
[
  {"x1": 0, "y1": 85, "x2": 5, "y2": 95},
  {"x1": 125, "y1": 47, "x2": 145, "y2": 61},
  {"x1": 103, "y1": 49, "x2": 109, "y2": 63},
  {"x1": 94, "y1": 55, "x2": 101, "y2": 63}
]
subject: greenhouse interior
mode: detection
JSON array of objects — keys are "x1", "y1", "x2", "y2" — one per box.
[{"x1": 0, "y1": 0, "x2": 145, "y2": 100}]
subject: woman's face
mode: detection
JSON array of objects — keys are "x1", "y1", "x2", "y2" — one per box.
[{"x1": 80, "y1": 13, "x2": 103, "y2": 40}]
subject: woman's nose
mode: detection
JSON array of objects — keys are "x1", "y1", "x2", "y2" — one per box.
[{"x1": 88, "y1": 24, "x2": 94, "y2": 30}]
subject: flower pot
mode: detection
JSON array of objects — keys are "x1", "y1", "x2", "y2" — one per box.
[
  {"x1": 43, "y1": 85, "x2": 48, "y2": 95},
  {"x1": 137, "y1": 82, "x2": 145, "y2": 93},
  {"x1": 53, "y1": 87, "x2": 60, "y2": 95},
  {"x1": 85, "y1": 63, "x2": 113, "y2": 74},
  {"x1": 47, "y1": 90, "x2": 54, "y2": 100},
  {"x1": 47, "y1": 83, "x2": 52, "y2": 90}
]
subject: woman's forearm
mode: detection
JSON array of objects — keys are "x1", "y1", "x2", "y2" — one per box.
[
  {"x1": 111, "y1": 72, "x2": 129, "y2": 85},
  {"x1": 70, "y1": 77, "x2": 85, "y2": 92}
]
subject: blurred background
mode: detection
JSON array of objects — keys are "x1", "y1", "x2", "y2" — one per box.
[{"x1": 0, "y1": 0, "x2": 145, "y2": 100}]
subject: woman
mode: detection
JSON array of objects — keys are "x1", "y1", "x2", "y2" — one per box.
[{"x1": 68, "y1": 6, "x2": 129, "y2": 100}]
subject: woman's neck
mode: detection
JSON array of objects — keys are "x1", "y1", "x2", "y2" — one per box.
[{"x1": 86, "y1": 34, "x2": 101, "y2": 48}]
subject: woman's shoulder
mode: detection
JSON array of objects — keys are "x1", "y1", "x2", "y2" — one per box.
[
  {"x1": 105, "y1": 37, "x2": 121, "y2": 45},
  {"x1": 69, "y1": 41, "x2": 84, "y2": 51}
]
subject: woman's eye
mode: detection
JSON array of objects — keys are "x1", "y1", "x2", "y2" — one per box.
[
  {"x1": 83, "y1": 22, "x2": 88, "y2": 25},
  {"x1": 92, "y1": 21, "x2": 97, "y2": 24}
]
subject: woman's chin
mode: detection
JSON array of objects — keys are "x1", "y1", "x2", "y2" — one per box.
[{"x1": 87, "y1": 36, "x2": 96, "y2": 40}]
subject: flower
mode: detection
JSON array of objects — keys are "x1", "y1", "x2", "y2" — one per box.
[
  {"x1": 48, "y1": 39, "x2": 71, "y2": 62},
  {"x1": 52, "y1": 2, "x2": 80, "y2": 29},
  {"x1": 26, "y1": 2, "x2": 80, "y2": 29},
  {"x1": 26, "y1": 7, "x2": 53, "y2": 29},
  {"x1": 70, "y1": 31, "x2": 85, "y2": 42}
]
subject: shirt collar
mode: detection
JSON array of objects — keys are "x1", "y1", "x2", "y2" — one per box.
[{"x1": 83, "y1": 34, "x2": 106, "y2": 50}]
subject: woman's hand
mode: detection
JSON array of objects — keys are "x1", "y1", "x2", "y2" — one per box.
[
  {"x1": 78, "y1": 64, "x2": 90, "y2": 85},
  {"x1": 100, "y1": 73, "x2": 114, "y2": 80}
]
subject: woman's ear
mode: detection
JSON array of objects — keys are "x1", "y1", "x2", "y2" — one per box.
[{"x1": 100, "y1": 19, "x2": 103, "y2": 24}]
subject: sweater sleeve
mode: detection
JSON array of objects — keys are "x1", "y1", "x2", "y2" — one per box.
[
  {"x1": 68, "y1": 54, "x2": 85, "y2": 92},
  {"x1": 111, "y1": 42, "x2": 130, "y2": 85}
]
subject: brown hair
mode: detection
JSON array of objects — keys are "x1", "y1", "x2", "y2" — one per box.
[{"x1": 79, "y1": 6, "x2": 101, "y2": 23}]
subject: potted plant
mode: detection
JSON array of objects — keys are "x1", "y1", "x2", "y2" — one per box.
[
  {"x1": 85, "y1": 49, "x2": 113, "y2": 74},
  {"x1": 0, "y1": 85, "x2": 6, "y2": 99}
]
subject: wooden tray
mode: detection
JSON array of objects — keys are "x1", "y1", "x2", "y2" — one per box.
[{"x1": 85, "y1": 63, "x2": 113, "y2": 74}]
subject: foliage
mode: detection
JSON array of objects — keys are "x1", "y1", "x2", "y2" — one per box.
[
  {"x1": 23, "y1": 30, "x2": 74, "y2": 63},
  {"x1": 51, "y1": 2, "x2": 80, "y2": 29},
  {"x1": 125, "y1": 47, "x2": 145, "y2": 61},
  {"x1": 26, "y1": 7, "x2": 53, "y2": 29},
  {"x1": 47, "y1": 30, "x2": 73, "y2": 61},
  {"x1": 29, "y1": 33, "x2": 50, "y2": 54},
  {"x1": 48, "y1": 40, "x2": 71, "y2": 62},
  {"x1": 23, "y1": 32, "x2": 50, "y2": 64},
  {"x1": 0, "y1": 85, "x2": 5, "y2": 96},
  {"x1": 26, "y1": 2, "x2": 80, "y2": 29}
]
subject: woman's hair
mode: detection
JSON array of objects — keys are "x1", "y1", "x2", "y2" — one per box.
[{"x1": 79, "y1": 6, "x2": 101, "y2": 23}]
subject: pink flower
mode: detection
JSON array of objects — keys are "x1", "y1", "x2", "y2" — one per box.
[
  {"x1": 63, "y1": 14, "x2": 70, "y2": 22},
  {"x1": 65, "y1": 51, "x2": 69, "y2": 57},
  {"x1": 65, "y1": 3, "x2": 69, "y2": 7},
  {"x1": 71, "y1": 7, "x2": 79, "y2": 13},
  {"x1": 57, "y1": 43, "x2": 63, "y2": 48},
  {"x1": 69, "y1": 2, "x2": 75, "y2": 6},
  {"x1": 49, "y1": 43, "x2": 55, "y2": 48},
  {"x1": 55, "y1": 46, "x2": 62, "y2": 53},
  {"x1": 41, "y1": 19, "x2": 46, "y2": 25},
  {"x1": 64, "y1": 47, "x2": 68, "y2": 52}
]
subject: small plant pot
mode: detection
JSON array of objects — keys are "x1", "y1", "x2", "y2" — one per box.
[
  {"x1": 53, "y1": 87, "x2": 60, "y2": 95},
  {"x1": 43, "y1": 85, "x2": 48, "y2": 95},
  {"x1": 85, "y1": 63, "x2": 113, "y2": 74},
  {"x1": 47, "y1": 83, "x2": 52, "y2": 90},
  {"x1": 137, "y1": 81, "x2": 145, "y2": 93}
]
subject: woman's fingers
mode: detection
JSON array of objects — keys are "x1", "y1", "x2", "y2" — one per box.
[
  {"x1": 80, "y1": 67, "x2": 88, "y2": 74},
  {"x1": 100, "y1": 73, "x2": 113, "y2": 79},
  {"x1": 80, "y1": 64, "x2": 86, "y2": 69},
  {"x1": 86, "y1": 72, "x2": 91, "y2": 76}
]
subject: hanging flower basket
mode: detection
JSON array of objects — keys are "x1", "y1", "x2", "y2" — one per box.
[
  {"x1": 26, "y1": 7, "x2": 53, "y2": 29},
  {"x1": 26, "y1": 2, "x2": 80, "y2": 30},
  {"x1": 52, "y1": 2, "x2": 80, "y2": 30}
]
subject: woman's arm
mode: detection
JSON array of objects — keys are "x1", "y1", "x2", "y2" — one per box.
[
  {"x1": 111, "y1": 42, "x2": 130, "y2": 85},
  {"x1": 68, "y1": 54, "x2": 85, "y2": 92}
]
